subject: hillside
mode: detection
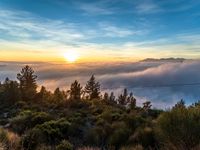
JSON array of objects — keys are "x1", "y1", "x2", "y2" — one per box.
[{"x1": 0, "y1": 66, "x2": 200, "y2": 150}]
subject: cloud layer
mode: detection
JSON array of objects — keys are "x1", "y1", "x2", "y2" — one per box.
[{"x1": 1, "y1": 60, "x2": 200, "y2": 108}]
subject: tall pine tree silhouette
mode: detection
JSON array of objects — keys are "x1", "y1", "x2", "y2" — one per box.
[
  {"x1": 70, "y1": 80, "x2": 82, "y2": 100},
  {"x1": 85, "y1": 75, "x2": 100, "y2": 100},
  {"x1": 17, "y1": 65, "x2": 37, "y2": 101}
]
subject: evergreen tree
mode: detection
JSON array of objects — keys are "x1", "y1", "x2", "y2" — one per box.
[
  {"x1": 109, "y1": 92, "x2": 115, "y2": 102},
  {"x1": 191, "y1": 100, "x2": 200, "y2": 107},
  {"x1": 70, "y1": 80, "x2": 82, "y2": 100},
  {"x1": 37, "y1": 86, "x2": 52, "y2": 102},
  {"x1": 0, "y1": 78, "x2": 21, "y2": 105},
  {"x1": 174, "y1": 99, "x2": 185, "y2": 109},
  {"x1": 118, "y1": 89, "x2": 136, "y2": 108},
  {"x1": 143, "y1": 101, "x2": 152, "y2": 111},
  {"x1": 118, "y1": 89, "x2": 128, "y2": 105},
  {"x1": 128, "y1": 93, "x2": 136, "y2": 109},
  {"x1": 103, "y1": 92, "x2": 109, "y2": 101},
  {"x1": 53, "y1": 88, "x2": 64, "y2": 104},
  {"x1": 17, "y1": 65, "x2": 37, "y2": 101},
  {"x1": 84, "y1": 75, "x2": 100, "y2": 100}
]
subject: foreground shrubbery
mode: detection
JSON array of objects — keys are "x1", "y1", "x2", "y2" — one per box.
[
  {"x1": 0, "y1": 128, "x2": 21, "y2": 150},
  {"x1": 156, "y1": 103, "x2": 200, "y2": 149},
  {"x1": 0, "y1": 66, "x2": 200, "y2": 150}
]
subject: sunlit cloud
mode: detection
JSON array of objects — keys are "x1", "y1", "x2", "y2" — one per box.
[
  {"x1": 0, "y1": 3, "x2": 200, "y2": 62},
  {"x1": 1, "y1": 60, "x2": 200, "y2": 108}
]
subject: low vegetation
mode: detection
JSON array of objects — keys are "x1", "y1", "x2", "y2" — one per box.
[{"x1": 0, "y1": 66, "x2": 199, "y2": 149}]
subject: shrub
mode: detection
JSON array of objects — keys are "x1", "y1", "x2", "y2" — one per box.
[
  {"x1": 129, "y1": 127, "x2": 156, "y2": 148},
  {"x1": 156, "y1": 106, "x2": 200, "y2": 149},
  {"x1": 11, "y1": 110, "x2": 52, "y2": 134},
  {"x1": 36, "y1": 119, "x2": 70, "y2": 144},
  {"x1": 21, "y1": 128, "x2": 42, "y2": 150},
  {"x1": 56, "y1": 140, "x2": 73, "y2": 150},
  {"x1": 85, "y1": 127, "x2": 102, "y2": 146},
  {"x1": 22, "y1": 118, "x2": 71, "y2": 149},
  {"x1": 108, "y1": 122, "x2": 131, "y2": 149}
]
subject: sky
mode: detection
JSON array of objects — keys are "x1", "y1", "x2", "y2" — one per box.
[
  {"x1": 1, "y1": 0, "x2": 200, "y2": 108},
  {"x1": 0, "y1": 0, "x2": 200, "y2": 62}
]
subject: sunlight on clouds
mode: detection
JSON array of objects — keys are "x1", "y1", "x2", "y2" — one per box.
[{"x1": 0, "y1": 7, "x2": 200, "y2": 62}]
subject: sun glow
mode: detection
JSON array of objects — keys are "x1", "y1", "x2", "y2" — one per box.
[{"x1": 64, "y1": 50, "x2": 79, "y2": 63}]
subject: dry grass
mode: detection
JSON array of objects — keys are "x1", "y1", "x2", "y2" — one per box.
[
  {"x1": 120, "y1": 145, "x2": 144, "y2": 150},
  {"x1": 77, "y1": 147, "x2": 101, "y2": 150},
  {"x1": 0, "y1": 128, "x2": 21, "y2": 150},
  {"x1": 0, "y1": 143, "x2": 5, "y2": 150}
]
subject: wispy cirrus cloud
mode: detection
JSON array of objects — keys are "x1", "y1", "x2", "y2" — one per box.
[
  {"x1": 0, "y1": 5, "x2": 200, "y2": 61},
  {"x1": 98, "y1": 23, "x2": 144, "y2": 37},
  {"x1": 75, "y1": 0, "x2": 116, "y2": 15},
  {"x1": 135, "y1": 0, "x2": 162, "y2": 14},
  {"x1": 0, "y1": 9, "x2": 86, "y2": 43},
  {"x1": 78, "y1": 3, "x2": 113, "y2": 15},
  {"x1": 128, "y1": 0, "x2": 200, "y2": 14}
]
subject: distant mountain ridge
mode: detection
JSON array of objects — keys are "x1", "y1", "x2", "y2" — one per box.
[{"x1": 141, "y1": 58, "x2": 187, "y2": 63}]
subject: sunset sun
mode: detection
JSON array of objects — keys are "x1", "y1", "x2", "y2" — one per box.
[{"x1": 64, "y1": 50, "x2": 79, "y2": 63}]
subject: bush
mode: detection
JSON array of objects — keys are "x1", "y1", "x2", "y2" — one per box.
[
  {"x1": 156, "y1": 106, "x2": 200, "y2": 149},
  {"x1": 22, "y1": 118, "x2": 71, "y2": 149},
  {"x1": 56, "y1": 140, "x2": 73, "y2": 150},
  {"x1": 21, "y1": 128, "x2": 42, "y2": 150},
  {"x1": 85, "y1": 127, "x2": 102, "y2": 146},
  {"x1": 11, "y1": 110, "x2": 52, "y2": 134},
  {"x1": 36, "y1": 119, "x2": 70, "y2": 143},
  {"x1": 129, "y1": 127, "x2": 156, "y2": 148},
  {"x1": 108, "y1": 122, "x2": 131, "y2": 149}
]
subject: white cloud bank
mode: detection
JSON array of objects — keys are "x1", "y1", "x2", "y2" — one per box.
[{"x1": 1, "y1": 60, "x2": 200, "y2": 108}]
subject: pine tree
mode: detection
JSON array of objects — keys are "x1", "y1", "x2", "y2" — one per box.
[
  {"x1": 37, "y1": 86, "x2": 52, "y2": 102},
  {"x1": 118, "y1": 89, "x2": 136, "y2": 108},
  {"x1": 109, "y1": 92, "x2": 115, "y2": 102},
  {"x1": 103, "y1": 92, "x2": 109, "y2": 101},
  {"x1": 1, "y1": 78, "x2": 21, "y2": 105},
  {"x1": 17, "y1": 65, "x2": 37, "y2": 101},
  {"x1": 70, "y1": 80, "x2": 82, "y2": 100},
  {"x1": 126, "y1": 92, "x2": 136, "y2": 109},
  {"x1": 118, "y1": 89, "x2": 128, "y2": 105},
  {"x1": 84, "y1": 75, "x2": 100, "y2": 100},
  {"x1": 143, "y1": 101, "x2": 152, "y2": 111},
  {"x1": 53, "y1": 88, "x2": 64, "y2": 104},
  {"x1": 174, "y1": 99, "x2": 185, "y2": 109}
]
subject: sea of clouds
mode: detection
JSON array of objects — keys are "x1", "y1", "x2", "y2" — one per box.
[{"x1": 1, "y1": 59, "x2": 200, "y2": 108}]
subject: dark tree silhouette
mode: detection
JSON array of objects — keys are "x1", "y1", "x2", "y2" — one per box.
[
  {"x1": 37, "y1": 86, "x2": 51, "y2": 102},
  {"x1": 118, "y1": 89, "x2": 136, "y2": 107},
  {"x1": 17, "y1": 65, "x2": 37, "y2": 101},
  {"x1": 84, "y1": 75, "x2": 100, "y2": 100},
  {"x1": 129, "y1": 93, "x2": 136, "y2": 109},
  {"x1": 0, "y1": 78, "x2": 21, "y2": 105},
  {"x1": 174, "y1": 99, "x2": 185, "y2": 109},
  {"x1": 118, "y1": 89, "x2": 128, "y2": 105},
  {"x1": 70, "y1": 80, "x2": 82, "y2": 100},
  {"x1": 109, "y1": 92, "x2": 115, "y2": 102},
  {"x1": 53, "y1": 88, "x2": 64, "y2": 104},
  {"x1": 103, "y1": 92, "x2": 109, "y2": 101},
  {"x1": 143, "y1": 101, "x2": 152, "y2": 111}
]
